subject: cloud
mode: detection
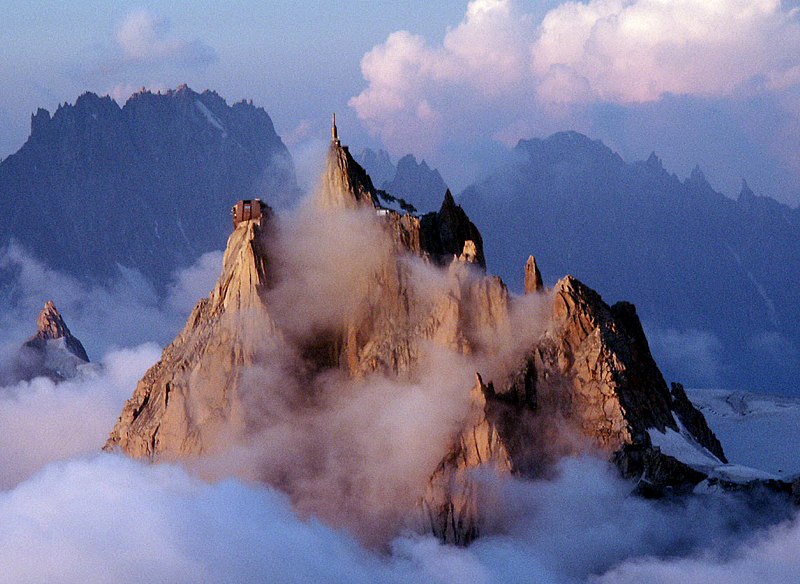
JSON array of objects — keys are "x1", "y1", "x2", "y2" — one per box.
[
  {"x1": 116, "y1": 9, "x2": 217, "y2": 68},
  {"x1": 71, "y1": 9, "x2": 217, "y2": 98},
  {"x1": 0, "y1": 344, "x2": 160, "y2": 489},
  {"x1": 645, "y1": 326, "x2": 723, "y2": 387},
  {"x1": 532, "y1": 0, "x2": 800, "y2": 104},
  {"x1": 595, "y1": 516, "x2": 800, "y2": 583},
  {"x1": 0, "y1": 242, "x2": 221, "y2": 357},
  {"x1": 350, "y1": 0, "x2": 800, "y2": 165},
  {"x1": 165, "y1": 251, "x2": 224, "y2": 314},
  {"x1": 0, "y1": 455, "x2": 794, "y2": 583}
]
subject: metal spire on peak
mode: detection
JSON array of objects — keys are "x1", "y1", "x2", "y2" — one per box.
[{"x1": 332, "y1": 113, "x2": 340, "y2": 145}]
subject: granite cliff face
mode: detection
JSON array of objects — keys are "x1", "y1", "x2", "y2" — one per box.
[
  {"x1": 105, "y1": 213, "x2": 275, "y2": 457},
  {"x1": 107, "y1": 125, "x2": 730, "y2": 545},
  {"x1": 0, "y1": 86, "x2": 298, "y2": 289}
]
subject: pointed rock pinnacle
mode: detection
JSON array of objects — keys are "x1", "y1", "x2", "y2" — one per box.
[{"x1": 524, "y1": 255, "x2": 544, "y2": 294}]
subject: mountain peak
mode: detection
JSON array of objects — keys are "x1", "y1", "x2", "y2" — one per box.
[
  {"x1": 441, "y1": 189, "x2": 456, "y2": 210},
  {"x1": 739, "y1": 178, "x2": 756, "y2": 202},
  {"x1": 645, "y1": 151, "x2": 663, "y2": 170},
  {"x1": 524, "y1": 255, "x2": 543, "y2": 294},
  {"x1": 317, "y1": 123, "x2": 378, "y2": 210},
  {"x1": 23, "y1": 301, "x2": 90, "y2": 380},
  {"x1": 35, "y1": 300, "x2": 70, "y2": 340}
]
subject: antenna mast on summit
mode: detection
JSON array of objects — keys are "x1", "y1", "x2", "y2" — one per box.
[{"x1": 332, "y1": 113, "x2": 340, "y2": 145}]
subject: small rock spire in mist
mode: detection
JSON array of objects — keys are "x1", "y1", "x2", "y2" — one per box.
[
  {"x1": 524, "y1": 255, "x2": 543, "y2": 294},
  {"x1": 27, "y1": 300, "x2": 90, "y2": 363}
]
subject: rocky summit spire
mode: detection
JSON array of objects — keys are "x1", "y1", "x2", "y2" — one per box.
[
  {"x1": 524, "y1": 255, "x2": 543, "y2": 294},
  {"x1": 27, "y1": 301, "x2": 89, "y2": 362},
  {"x1": 419, "y1": 190, "x2": 487, "y2": 270},
  {"x1": 21, "y1": 300, "x2": 90, "y2": 381},
  {"x1": 317, "y1": 118, "x2": 378, "y2": 210},
  {"x1": 105, "y1": 207, "x2": 276, "y2": 457}
]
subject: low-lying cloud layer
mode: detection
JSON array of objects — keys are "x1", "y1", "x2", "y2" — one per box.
[
  {"x1": 0, "y1": 344, "x2": 160, "y2": 489},
  {"x1": 0, "y1": 242, "x2": 222, "y2": 356},
  {"x1": 0, "y1": 455, "x2": 795, "y2": 584}
]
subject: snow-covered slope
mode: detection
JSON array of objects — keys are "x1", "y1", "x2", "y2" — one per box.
[{"x1": 687, "y1": 388, "x2": 800, "y2": 478}]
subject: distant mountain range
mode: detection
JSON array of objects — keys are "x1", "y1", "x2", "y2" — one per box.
[
  {"x1": 356, "y1": 148, "x2": 448, "y2": 213},
  {"x1": 2, "y1": 86, "x2": 798, "y2": 393},
  {"x1": 0, "y1": 85, "x2": 298, "y2": 289},
  {"x1": 457, "y1": 132, "x2": 800, "y2": 393}
]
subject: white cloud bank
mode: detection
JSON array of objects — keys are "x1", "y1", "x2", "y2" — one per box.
[
  {"x1": 0, "y1": 455, "x2": 796, "y2": 584},
  {"x1": 351, "y1": 0, "x2": 800, "y2": 155},
  {"x1": 116, "y1": 9, "x2": 217, "y2": 67}
]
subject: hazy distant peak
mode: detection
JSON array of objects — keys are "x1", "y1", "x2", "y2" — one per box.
[
  {"x1": 738, "y1": 178, "x2": 756, "y2": 202},
  {"x1": 516, "y1": 131, "x2": 624, "y2": 168},
  {"x1": 645, "y1": 151, "x2": 664, "y2": 170},
  {"x1": 357, "y1": 147, "x2": 395, "y2": 187}
]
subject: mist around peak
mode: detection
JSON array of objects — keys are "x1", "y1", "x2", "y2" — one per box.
[{"x1": 0, "y1": 162, "x2": 796, "y2": 582}]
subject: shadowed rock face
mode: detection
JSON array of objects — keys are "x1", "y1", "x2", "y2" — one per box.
[
  {"x1": 420, "y1": 190, "x2": 487, "y2": 271},
  {"x1": 107, "y1": 128, "x2": 727, "y2": 546},
  {"x1": 19, "y1": 301, "x2": 90, "y2": 381},
  {"x1": 0, "y1": 86, "x2": 298, "y2": 288}
]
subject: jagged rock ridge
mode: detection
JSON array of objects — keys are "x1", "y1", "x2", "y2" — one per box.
[
  {"x1": 0, "y1": 86, "x2": 298, "y2": 289},
  {"x1": 357, "y1": 148, "x2": 449, "y2": 213},
  {"x1": 459, "y1": 130, "x2": 800, "y2": 392},
  {"x1": 107, "y1": 123, "x2": 735, "y2": 546}
]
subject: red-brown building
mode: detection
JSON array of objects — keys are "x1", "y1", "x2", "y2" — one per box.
[{"x1": 231, "y1": 199, "x2": 266, "y2": 227}]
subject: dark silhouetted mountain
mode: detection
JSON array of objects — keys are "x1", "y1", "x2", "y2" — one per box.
[
  {"x1": 0, "y1": 86, "x2": 298, "y2": 288},
  {"x1": 357, "y1": 149, "x2": 448, "y2": 213},
  {"x1": 460, "y1": 131, "x2": 800, "y2": 393}
]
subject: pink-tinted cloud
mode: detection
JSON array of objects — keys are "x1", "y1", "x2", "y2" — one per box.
[{"x1": 350, "y1": 0, "x2": 800, "y2": 155}]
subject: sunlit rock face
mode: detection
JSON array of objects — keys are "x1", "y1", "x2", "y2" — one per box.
[
  {"x1": 107, "y1": 127, "x2": 727, "y2": 546},
  {"x1": 421, "y1": 272, "x2": 729, "y2": 543},
  {"x1": 105, "y1": 213, "x2": 277, "y2": 458}
]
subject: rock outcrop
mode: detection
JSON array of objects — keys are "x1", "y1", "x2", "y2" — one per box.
[
  {"x1": 420, "y1": 190, "x2": 487, "y2": 270},
  {"x1": 107, "y1": 122, "x2": 729, "y2": 546},
  {"x1": 524, "y1": 255, "x2": 543, "y2": 294},
  {"x1": 421, "y1": 273, "x2": 729, "y2": 541},
  {"x1": 19, "y1": 301, "x2": 90, "y2": 381},
  {"x1": 105, "y1": 212, "x2": 276, "y2": 457}
]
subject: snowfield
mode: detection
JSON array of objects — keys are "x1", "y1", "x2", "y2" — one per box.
[{"x1": 686, "y1": 388, "x2": 800, "y2": 478}]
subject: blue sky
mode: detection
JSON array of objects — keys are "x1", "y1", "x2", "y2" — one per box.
[{"x1": 2, "y1": 0, "x2": 800, "y2": 204}]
